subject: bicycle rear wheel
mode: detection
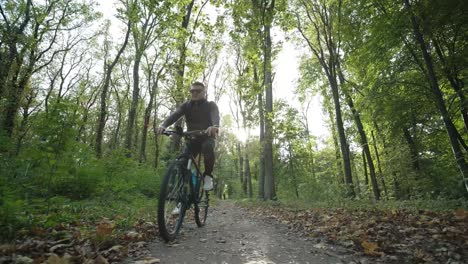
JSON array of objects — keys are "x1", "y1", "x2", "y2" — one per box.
[
  {"x1": 157, "y1": 160, "x2": 187, "y2": 242},
  {"x1": 194, "y1": 176, "x2": 209, "y2": 227}
]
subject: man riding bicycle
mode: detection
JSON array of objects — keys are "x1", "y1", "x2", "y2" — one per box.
[{"x1": 157, "y1": 81, "x2": 219, "y2": 191}]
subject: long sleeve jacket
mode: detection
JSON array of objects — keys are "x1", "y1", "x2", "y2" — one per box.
[{"x1": 161, "y1": 99, "x2": 220, "y2": 131}]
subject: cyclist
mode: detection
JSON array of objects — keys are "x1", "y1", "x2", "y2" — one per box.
[{"x1": 157, "y1": 81, "x2": 219, "y2": 191}]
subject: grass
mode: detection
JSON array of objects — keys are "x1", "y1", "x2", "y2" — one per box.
[{"x1": 1, "y1": 192, "x2": 158, "y2": 242}]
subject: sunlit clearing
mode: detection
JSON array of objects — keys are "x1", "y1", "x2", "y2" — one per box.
[{"x1": 234, "y1": 127, "x2": 248, "y2": 143}]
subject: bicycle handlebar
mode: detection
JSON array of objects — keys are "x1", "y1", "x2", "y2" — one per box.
[{"x1": 162, "y1": 129, "x2": 207, "y2": 137}]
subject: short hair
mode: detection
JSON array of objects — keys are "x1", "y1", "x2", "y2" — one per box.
[{"x1": 191, "y1": 81, "x2": 205, "y2": 90}]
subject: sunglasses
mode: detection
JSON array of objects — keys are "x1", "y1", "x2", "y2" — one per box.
[{"x1": 190, "y1": 89, "x2": 203, "y2": 94}]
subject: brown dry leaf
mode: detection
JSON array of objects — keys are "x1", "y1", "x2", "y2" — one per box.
[
  {"x1": 124, "y1": 231, "x2": 141, "y2": 241},
  {"x1": 454, "y1": 208, "x2": 468, "y2": 221},
  {"x1": 96, "y1": 219, "x2": 115, "y2": 237},
  {"x1": 361, "y1": 240, "x2": 383, "y2": 256},
  {"x1": 134, "y1": 258, "x2": 161, "y2": 264},
  {"x1": 47, "y1": 254, "x2": 71, "y2": 264},
  {"x1": 15, "y1": 255, "x2": 34, "y2": 264},
  {"x1": 0, "y1": 244, "x2": 15, "y2": 255},
  {"x1": 94, "y1": 255, "x2": 109, "y2": 264}
]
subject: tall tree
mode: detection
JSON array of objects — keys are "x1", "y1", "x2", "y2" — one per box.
[
  {"x1": 293, "y1": 0, "x2": 354, "y2": 196},
  {"x1": 125, "y1": 0, "x2": 164, "y2": 154},
  {"x1": 0, "y1": 0, "x2": 97, "y2": 140},
  {"x1": 140, "y1": 52, "x2": 166, "y2": 162},
  {"x1": 96, "y1": 18, "x2": 131, "y2": 158},
  {"x1": 403, "y1": 0, "x2": 468, "y2": 190}
]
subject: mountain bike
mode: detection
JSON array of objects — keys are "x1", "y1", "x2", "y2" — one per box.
[{"x1": 157, "y1": 128, "x2": 210, "y2": 242}]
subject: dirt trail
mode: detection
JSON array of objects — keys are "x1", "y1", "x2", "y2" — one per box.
[{"x1": 142, "y1": 201, "x2": 361, "y2": 264}]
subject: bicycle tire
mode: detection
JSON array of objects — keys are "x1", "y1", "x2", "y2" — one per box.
[
  {"x1": 157, "y1": 160, "x2": 187, "y2": 242},
  {"x1": 194, "y1": 176, "x2": 209, "y2": 227}
]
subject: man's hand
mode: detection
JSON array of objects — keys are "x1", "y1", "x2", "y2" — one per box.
[
  {"x1": 156, "y1": 126, "x2": 166, "y2": 135},
  {"x1": 206, "y1": 126, "x2": 219, "y2": 137}
]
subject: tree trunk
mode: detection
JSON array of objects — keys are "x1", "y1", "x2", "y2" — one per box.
[
  {"x1": 351, "y1": 153, "x2": 361, "y2": 195},
  {"x1": 288, "y1": 142, "x2": 299, "y2": 198},
  {"x1": 3, "y1": 48, "x2": 32, "y2": 138},
  {"x1": 245, "y1": 152, "x2": 253, "y2": 198},
  {"x1": 327, "y1": 107, "x2": 344, "y2": 184},
  {"x1": 237, "y1": 142, "x2": 245, "y2": 194},
  {"x1": 125, "y1": 51, "x2": 143, "y2": 154},
  {"x1": 432, "y1": 38, "x2": 468, "y2": 132},
  {"x1": 169, "y1": 0, "x2": 195, "y2": 152},
  {"x1": 403, "y1": 127, "x2": 421, "y2": 172},
  {"x1": 328, "y1": 76, "x2": 354, "y2": 197},
  {"x1": 15, "y1": 91, "x2": 35, "y2": 155},
  {"x1": 140, "y1": 67, "x2": 163, "y2": 163},
  {"x1": 338, "y1": 59, "x2": 379, "y2": 199},
  {"x1": 371, "y1": 130, "x2": 388, "y2": 198},
  {"x1": 111, "y1": 86, "x2": 123, "y2": 150},
  {"x1": 404, "y1": 0, "x2": 468, "y2": 189},
  {"x1": 153, "y1": 110, "x2": 161, "y2": 169},
  {"x1": 362, "y1": 150, "x2": 369, "y2": 186},
  {"x1": 295, "y1": 0, "x2": 353, "y2": 197},
  {"x1": 263, "y1": 23, "x2": 276, "y2": 200},
  {"x1": 257, "y1": 75, "x2": 265, "y2": 200},
  {"x1": 0, "y1": 0, "x2": 32, "y2": 137},
  {"x1": 96, "y1": 21, "x2": 131, "y2": 158}
]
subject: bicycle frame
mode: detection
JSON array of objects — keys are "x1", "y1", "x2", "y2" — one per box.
[
  {"x1": 158, "y1": 128, "x2": 210, "y2": 242},
  {"x1": 168, "y1": 130, "x2": 207, "y2": 208}
]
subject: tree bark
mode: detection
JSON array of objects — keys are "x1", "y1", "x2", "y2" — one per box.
[
  {"x1": 338, "y1": 66, "x2": 379, "y2": 199},
  {"x1": 288, "y1": 142, "x2": 300, "y2": 198},
  {"x1": 140, "y1": 65, "x2": 163, "y2": 163},
  {"x1": 263, "y1": 22, "x2": 276, "y2": 200},
  {"x1": 362, "y1": 150, "x2": 369, "y2": 186},
  {"x1": 96, "y1": 21, "x2": 131, "y2": 158},
  {"x1": 404, "y1": 0, "x2": 468, "y2": 189},
  {"x1": 258, "y1": 91, "x2": 266, "y2": 199},
  {"x1": 296, "y1": 0, "x2": 353, "y2": 196},
  {"x1": 432, "y1": 38, "x2": 468, "y2": 132},
  {"x1": 125, "y1": 50, "x2": 143, "y2": 154},
  {"x1": 371, "y1": 130, "x2": 388, "y2": 198},
  {"x1": 245, "y1": 152, "x2": 253, "y2": 198},
  {"x1": 403, "y1": 127, "x2": 421, "y2": 173}
]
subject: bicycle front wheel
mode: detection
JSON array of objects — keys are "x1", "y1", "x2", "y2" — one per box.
[
  {"x1": 194, "y1": 177, "x2": 209, "y2": 227},
  {"x1": 157, "y1": 160, "x2": 187, "y2": 242}
]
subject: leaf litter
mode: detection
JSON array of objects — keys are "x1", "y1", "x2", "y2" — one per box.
[
  {"x1": 1, "y1": 204, "x2": 467, "y2": 263},
  {"x1": 242, "y1": 204, "x2": 468, "y2": 263},
  {"x1": 0, "y1": 217, "x2": 160, "y2": 263}
]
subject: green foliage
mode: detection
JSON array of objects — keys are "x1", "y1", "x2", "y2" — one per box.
[{"x1": 1, "y1": 0, "x2": 467, "y2": 242}]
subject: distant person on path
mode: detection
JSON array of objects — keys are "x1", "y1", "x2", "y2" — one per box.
[{"x1": 157, "y1": 81, "x2": 219, "y2": 191}]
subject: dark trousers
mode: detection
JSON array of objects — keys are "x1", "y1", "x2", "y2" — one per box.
[{"x1": 185, "y1": 136, "x2": 216, "y2": 175}]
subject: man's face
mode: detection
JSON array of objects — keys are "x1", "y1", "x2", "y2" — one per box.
[{"x1": 190, "y1": 85, "x2": 205, "y2": 101}]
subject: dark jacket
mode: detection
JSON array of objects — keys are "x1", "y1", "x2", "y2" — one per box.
[{"x1": 162, "y1": 99, "x2": 220, "y2": 131}]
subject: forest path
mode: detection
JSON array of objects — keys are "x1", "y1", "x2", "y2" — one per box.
[{"x1": 144, "y1": 200, "x2": 359, "y2": 264}]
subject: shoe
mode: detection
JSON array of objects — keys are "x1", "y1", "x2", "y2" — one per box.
[
  {"x1": 171, "y1": 203, "x2": 181, "y2": 215},
  {"x1": 203, "y1": 175, "x2": 213, "y2": 191}
]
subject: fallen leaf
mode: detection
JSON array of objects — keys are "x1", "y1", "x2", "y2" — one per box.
[
  {"x1": 50, "y1": 243, "x2": 71, "y2": 253},
  {"x1": 124, "y1": 231, "x2": 141, "y2": 241},
  {"x1": 134, "y1": 257, "x2": 161, "y2": 264},
  {"x1": 0, "y1": 244, "x2": 15, "y2": 255},
  {"x1": 94, "y1": 255, "x2": 109, "y2": 264},
  {"x1": 361, "y1": 240, "x2": 383, "y2": 256},
  {"x1": 96, "y1": 219, "x2": 115, "y2": 237},
  {"x1": 454, "y1": 208, "x2": 468, "y2": 221},
  {"x1": 313, "y1": 242, "x2": 327, "y2": 249},
  {"x1": 15, "y1": 255, "x2": 34, "y2": 264},
  {"x1": 46, "y1": 254, "x2": 71, "y2": 264}
]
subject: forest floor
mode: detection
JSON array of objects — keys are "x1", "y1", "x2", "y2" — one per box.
[{"x1": 1, "y1": 200, "x2": 467, "y2": 263}]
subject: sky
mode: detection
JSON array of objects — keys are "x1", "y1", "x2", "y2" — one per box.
[{"x1": 97, "y1": 1, "x2": 329, "y2": 143}]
